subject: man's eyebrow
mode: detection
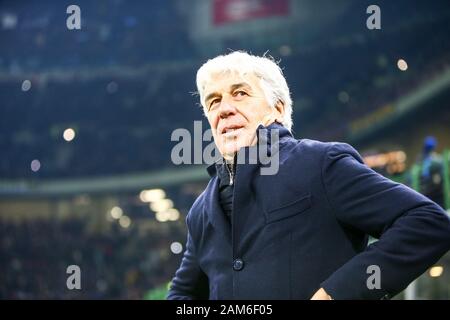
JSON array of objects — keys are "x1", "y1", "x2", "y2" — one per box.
[
  {"x1": 205, "y1": 82, "x2": 252, "y2": 105},
  {"x1": 229, "y1": 82, "x2": 252, "y2": 92},
  {"x1": 205, "y1": 92, "x2": 221, "y2": 106}
]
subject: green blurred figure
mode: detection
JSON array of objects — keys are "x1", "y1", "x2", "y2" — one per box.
[{"x1": 419, "y1": 136, "x2": 444, "y2": 209}]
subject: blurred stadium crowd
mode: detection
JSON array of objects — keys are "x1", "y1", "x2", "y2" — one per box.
[
  {"x1": 0, "y1": 210, "x2": 187, "y2": 299},
  {"x1": 1, "y1": 0, "x2": 450, "y2": 299}
]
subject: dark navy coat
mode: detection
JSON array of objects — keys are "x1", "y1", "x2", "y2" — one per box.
[{"x1": 168, "y1": 123, "x2": 450, "y2": 300}]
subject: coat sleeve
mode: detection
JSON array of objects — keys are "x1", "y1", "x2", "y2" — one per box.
[
  {"x1": 167, "y1": 215, "x2": 209, "y2": 300},
  {"x1": 320, "y1": 142, "x2": 450, "y2": 299}
]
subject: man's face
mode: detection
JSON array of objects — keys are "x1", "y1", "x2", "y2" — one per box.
[{"x1": 204, "y1": 72, "x2": 283, "y2": 160}]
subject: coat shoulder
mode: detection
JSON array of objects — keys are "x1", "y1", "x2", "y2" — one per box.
[
  {"x1": 284, "y1": 138, "x2": 337, "y2": 159},
  {"x1": 287, "y1": 138, "x2": 362, "y2": 162}
]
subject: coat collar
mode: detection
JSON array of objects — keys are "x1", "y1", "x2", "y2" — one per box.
[{"x1": 206, "y1": 122, "x2": 292, "y2": 178}]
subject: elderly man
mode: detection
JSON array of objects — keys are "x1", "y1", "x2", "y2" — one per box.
[{"x1": 167, "y1": 51, "x2": 450, "y2": 300}]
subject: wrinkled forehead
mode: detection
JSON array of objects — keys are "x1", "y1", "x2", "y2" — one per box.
[{"x1": 202, "y1": 70, "x2": 261, "y2": 97}]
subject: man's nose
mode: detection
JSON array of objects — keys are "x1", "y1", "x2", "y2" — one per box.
[{"x1": 218, "y1": 99, "x2": 236, "y2": 119}]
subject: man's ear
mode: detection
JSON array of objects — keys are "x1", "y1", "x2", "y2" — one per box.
[{"x1": 274, "y1": 100, "x2": 285, "y2": 121}]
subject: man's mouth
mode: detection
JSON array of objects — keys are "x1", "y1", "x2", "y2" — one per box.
[
  {"x1": 221, "y1": 125, "x2": 244, "y2": 135},
  {"x1": 221, "y1": 127, "x2": 245, "y2": 140}
]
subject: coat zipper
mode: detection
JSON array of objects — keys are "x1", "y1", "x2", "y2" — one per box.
[{"x1": 226, "y1": 163, "x2": 234, "y2": 185}]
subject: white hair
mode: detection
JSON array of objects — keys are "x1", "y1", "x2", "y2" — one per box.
[{"x1": 196, "y1": 51, "x2": 293, "y2": 131}]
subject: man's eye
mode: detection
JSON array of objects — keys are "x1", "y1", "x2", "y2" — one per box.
[
  {"x1": 210, "y1": 99, "x2": 220, "y2": 109},
  {"x1": 233, "y1": 90, "x2": 247, "y2": 97}
]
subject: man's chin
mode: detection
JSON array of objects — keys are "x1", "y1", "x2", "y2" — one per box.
[{"x1": 221, "y1": 141, "x2": 248, "y2": 158}]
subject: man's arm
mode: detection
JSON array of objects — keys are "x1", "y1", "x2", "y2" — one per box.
[
  {"x1": 167, "y1": 220, "x2": 209, "y2": 300},
  {"x1": 319, "y1": 143, "x2": 450, "y2": 299}
]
